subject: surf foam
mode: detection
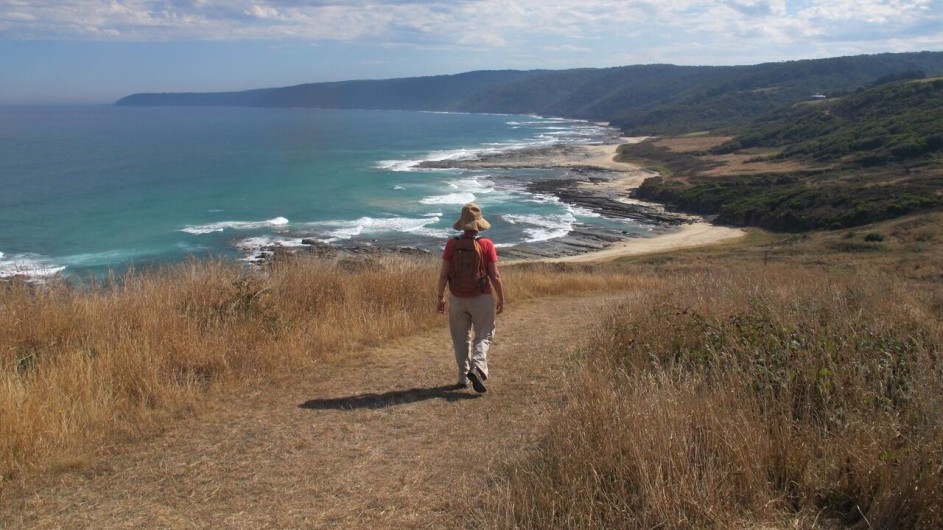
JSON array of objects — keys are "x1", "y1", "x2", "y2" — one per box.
[
  {"x1": 306, "y1": 215, "x2": 450, "y2": 242},
  {"x1": 377, "y1": 118, "x2": 615, "y2": 172},
  {"x1": 235, "y1": 236, "x2": 307, "y2": 262},
  {"x1": 502, "y1": 212, "x2": 577, "y2": 243},
  {"x1": 181, "y1": 217, "x2": 289, "y2": 235},
  {"x1": 0, "y1": 253, "x2": 66, "y2": 280}
]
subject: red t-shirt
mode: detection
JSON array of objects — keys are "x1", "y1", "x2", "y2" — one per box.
[{"x1": 442, "y1": 236, "x2": 498, "y2": 295}]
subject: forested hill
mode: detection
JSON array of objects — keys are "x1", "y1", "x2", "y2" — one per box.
[
  {"x1": 713, "y1": 76, "x2": 943, "y2": 166},
  {"x1": 116, "y1": 52, "x2": 943, "y2": 135}
]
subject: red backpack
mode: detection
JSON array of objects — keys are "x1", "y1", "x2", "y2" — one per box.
[{"x1": 448, "y1": 236, "x2": 489, "y2": 297}]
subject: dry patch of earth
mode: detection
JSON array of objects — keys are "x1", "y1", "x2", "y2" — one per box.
[{"x1": 649, "y1": 136, "x2": 826, "y2": 177}]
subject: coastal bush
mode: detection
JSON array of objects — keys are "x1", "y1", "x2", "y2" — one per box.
[
  {"x1": 636, "y1": 171, "x2": 943, "y2": 232},
  {"x1": 480, "y1": 265, "x2": 943, "y2": 529},
  {"x1": 714, "y1": 77, "x2": 943, "y2": 167}
]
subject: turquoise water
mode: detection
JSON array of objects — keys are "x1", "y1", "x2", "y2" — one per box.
[{"x1": 0, "y1": 105, "x2": 650, "y2": 278}]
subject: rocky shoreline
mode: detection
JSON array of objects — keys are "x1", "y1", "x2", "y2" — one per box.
[
  {"x1": 417, "y1": 144, "x2": 605, "y2": 170},
  {"x1": 502, "y1": 170, "x2": 692, "y2": 260},
  {"x1": 251, "y1": 143, "x2": 694, "y2": 264}
]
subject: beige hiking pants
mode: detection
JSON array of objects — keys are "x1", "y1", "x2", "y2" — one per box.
[{"x1": 449, "y1": 293, "x2": 495, "y2": 384}]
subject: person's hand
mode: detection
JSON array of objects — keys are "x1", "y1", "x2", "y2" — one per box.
[
  {"x1": 436, "y1": 298, "x2": 447, "y2": 314},
  {"x1": 495, "y1": 298, "x2": 504, "y2": 314}
]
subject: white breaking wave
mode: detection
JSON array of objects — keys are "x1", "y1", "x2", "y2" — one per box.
[
  {"x1": 526, "y1": 193, "x2": 564, "y2": 205},
  {"x1": 377, "y1": 148, "x2": 483, "y2": 172},
  {"x1": 376, "y1": 159, "x2": 424, "y2": 172},
  {"x1": 507, "y1": 118, "x2": 585, "y2": 126},
  {"x1": 421, "y1": 175, "x2": 501, "y2": 205},
  {"x1": 421, "y1": 192, "x2": 477, "y2": 205},
  {"x1": 235, "y1": 236, "x2": 307, "y2": 262},
  {"x1": 566, "y1": 203, "x2": 602, "y2": 218},
  {"x1": 524, "y1": 194, "x2": 601, "y2": 219},
  {"x1": 306, "y1": 215, "x2": 450, "y2": 242},
  {"x1": 181, "y1": 216, "x2": 289, "y2": 235},
  {"x1": 377, "y1": 118, "x2": 613, "y2": 172},
  {"x1": 448, "y1": 176, "x2": 496, "y2": 194},
  {"x1": 502, "y1": 212, "x2": 577, "y2": 243},
  {"x1": 0, "y1": 252, "x2": 66, "y2": 280}
]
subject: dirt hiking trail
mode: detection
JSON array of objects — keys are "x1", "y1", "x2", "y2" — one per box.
[{"x1": 2, "y1": 292, "x2": 621, "y2": 529}]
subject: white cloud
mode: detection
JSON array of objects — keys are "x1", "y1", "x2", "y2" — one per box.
[
  {"x1": 0, "y1": 0, "x2": 939, "y2": 63},
  {"x1": 4, "y1": 10, "x2": 35, "y2": 21},
  {"x1": 245, "y1": 5, "x2": 280, "y2": 20}
]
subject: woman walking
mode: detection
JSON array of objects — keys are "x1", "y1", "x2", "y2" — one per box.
[{"x1": 436, "y1": 203, "x2": 505, "y2": 393}]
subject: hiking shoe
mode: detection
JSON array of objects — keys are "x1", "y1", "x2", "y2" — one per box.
[
  {"x1": 467, "y1": 367, "x2": 487, "y2": 393},
  {"x1": 455, "y1": 380, "x2": 470, "y2": 390}
]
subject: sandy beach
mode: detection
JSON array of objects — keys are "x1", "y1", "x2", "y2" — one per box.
[
  {"x1": 552, "y1": 221, "x2": 745, "y2": 262},
  {"x1": 552, "y1": 141, "x2": 745, "y2": 261}
]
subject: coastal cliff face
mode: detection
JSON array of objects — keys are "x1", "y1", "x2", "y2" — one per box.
[{"x1": 117, "y1": 52, "x2": 943, "y2": 135}]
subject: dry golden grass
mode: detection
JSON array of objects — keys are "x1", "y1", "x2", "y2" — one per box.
[
  {"x1": 0, "y1": 255, "x2": 645, "y2": 482},
  {"x1": 479, "y1": 263, "x2": 943, "y2": 529},
  {"x1": 651, "y1": 136, "x2": 734, "y2": 152},
  {"x1": 648, "y1": 136, "x2": 821, "y2": 177},
  {"x1": 700, "y1": 153, "x2": 817, "y2": 176}
]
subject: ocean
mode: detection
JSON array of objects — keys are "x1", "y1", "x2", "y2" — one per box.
[{"x1": 0, "y1": 105, "x2": 652, "y2": 279}]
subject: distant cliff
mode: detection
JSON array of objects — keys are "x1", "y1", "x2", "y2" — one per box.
[
  {"x1": 117, "y1": 51, "x2": 943, "y2": 135},
  {"x1": 117, "y1": 70, "x2": 544, "y2": 111}
]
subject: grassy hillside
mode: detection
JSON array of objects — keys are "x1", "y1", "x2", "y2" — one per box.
[
  {"x1": 476, "y1": 212, "x2": 943, "y2": 529},
  {"x1": 628, "y1": 77, "x2": 943, "y2": 232},
  {"x1": 0, "y1": 256, "x2": 642, "y2": 480},
  {"x1": 483, "y1": 262, "x2": 943, "y2": 529}
]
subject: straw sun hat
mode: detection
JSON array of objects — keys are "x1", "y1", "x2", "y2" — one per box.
[{"x1": 453, "y1": 202, "x2": 491, "y2": 231}]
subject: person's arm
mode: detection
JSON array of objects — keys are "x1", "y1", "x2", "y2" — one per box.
[
  {"x1": 436, "y1": 260, "x2": 450, "y2": 314},
  {"x1": 487, "y1": 261, "x2": 504, "y2": 314}
]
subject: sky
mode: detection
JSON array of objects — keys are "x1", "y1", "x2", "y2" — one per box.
[{"x1": 1, "y1": 0, "x2": 942, "y2": 104}]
